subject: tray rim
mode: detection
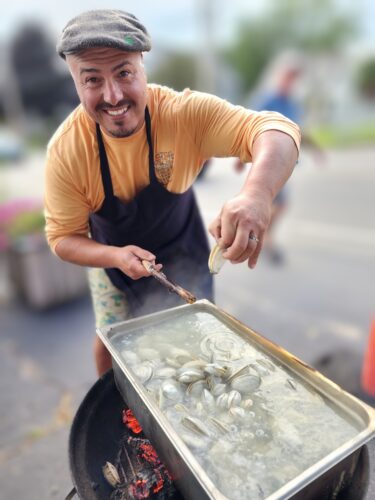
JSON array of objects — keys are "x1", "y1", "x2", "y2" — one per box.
[{"x1": 97, "y1": 299, "x2": 375, "y2": 500}]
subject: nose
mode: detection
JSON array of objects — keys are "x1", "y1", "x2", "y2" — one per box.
[{"x1": 103, "y1": 79, "x2": 123, "y2": 106}]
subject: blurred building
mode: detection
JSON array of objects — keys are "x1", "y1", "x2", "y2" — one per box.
[
  {"x1": 248, "y1": 49, "x2": 375, "y2": 130},
  {"x1": 0, "y1": 22, "x2": 78, "y2": 141}
]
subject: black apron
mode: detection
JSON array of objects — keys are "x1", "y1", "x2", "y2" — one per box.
[{"x1": 89, "y1": 108, "x2": 213, "y2": 317}]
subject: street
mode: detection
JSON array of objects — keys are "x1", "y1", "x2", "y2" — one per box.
[{"x1": 0, "y1": 146, "x2": 374, "y2": 499}]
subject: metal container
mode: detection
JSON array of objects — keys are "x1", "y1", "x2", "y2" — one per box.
[{"x1": 97, "y1": 300, "x2": 375, "y2": 500}]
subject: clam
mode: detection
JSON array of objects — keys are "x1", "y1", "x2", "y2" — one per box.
[
  {"x1": 154, "y1": 366, "x2": 177, "y2": 379},
  {"x1": 231, "y1": 373, "x2": 261, "y2": 394},
  {"x1": 227, "y1": 365, "x2": 261, "y2": 394},
  {"x1": 159, "y1": 380, "x2": 182, "y2": 407},
  {"x1": 181, "y1": 416, "x2": 211, "y2": 437},
  {"x1": 229, "y1": 406, "x2": 246, "y2": 419},
  {"x1": 203, "y1": 363, "x2": 229, "y2": 377},
  {"x1": 177, "y1": 367, "x2": 204, "y2": 384},
  {"x1": 251, "y1": 358, "x2": 275, "y2": 376},
  {"x1": 165, "y1": 357, "x2": 182, "y2": 368},
  {"x1": 120, "y1": 350, "x2": 139, "y2": 365},
  {"x1": 180, "y1": 432, "x2": 207, "y2": 449},
  {"x1": 132, "y1": 363, "x2": 153, "y2": 384},
  {"x1": 201, "y1": 388, "x2": 215, "y2": 407},
  {"x1": 165, "y1": 347, "x2": 195, "y2": 366},
  {"x1": 144, "y1": 377, "x2": 162, "y2": 393},
  {"x1": 137, "y1": 347, "x2": 160, "y2": 361},
  {"x1": 226, "y1": 364, "x2": 252, "y2": 382},
  {"x1": 180, "y1": 359, "x2": 207, "y2": 370},
  {"x1": 208, "y1": 243, "x2": 226, "y2": 274},
  {"x1": 227, "y1": 390, "x2": 242, "y2": 408},
  {"x1": 174, "y1": 403, "x2": 190, "y2": 414},
  {"x1": 195, "y1": 402, "x2": 205, "y2": 416},
  {"x1": 216, "y1": 392, "x2": 229, "y2": 410},
  {"x1": 206, "y1": 374, "x2": 220, "y2": 390},
  {"x1": 102, "y1": 461, "x2": 121, "y2": 487},
  {"x1": 208, "y1": 416, "x2": 230, "y2": 434},
  {"x1": 186, "y1": 379, "x2": 206, "y2": 398},
  {"x1": 211, "y1": 383, "x2": 227, "y2": 397}
]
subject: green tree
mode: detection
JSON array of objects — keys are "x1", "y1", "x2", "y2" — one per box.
[
  {"x1": 225, "y1": 0, "x2": 358, "y2": 95},
  {"x1": 150, "y1": 53, "x2": 197, "y2": 91},
  {"x1": 357, "y1": 58, "x2": 375, "y2": 99}
]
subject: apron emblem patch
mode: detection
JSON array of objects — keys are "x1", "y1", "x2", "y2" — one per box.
[{"x1": 155, "y1": 151, "x2": 174, "y2": 187}]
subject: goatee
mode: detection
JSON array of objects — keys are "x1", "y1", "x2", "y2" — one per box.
[{"x1": 108, "y1": 124, "x2": 137, "y2": 138}]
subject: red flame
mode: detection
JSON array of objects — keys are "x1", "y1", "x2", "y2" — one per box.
[
  {"x1": 119, "y1": 409, "x2": 176, "y2": 497},
  {"x1": 138, "y1": 442, "x2": 159, "y2": 466},
  {"x1": 151, "y1": 468, "x2": 165, "y2": 493},
  {"x1": 128, "y1": 478, "x2": 150, "y2": 499},
  {"x1": 123, "y1": 409, "x2": 143, "y2": 434}
]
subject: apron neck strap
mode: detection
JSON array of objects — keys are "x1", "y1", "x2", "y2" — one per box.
[
  {"x1": 96, "y1": 122, "x2": 114, "y2": 198},
  {"x1": 144, "y1": 106, "x2": 157, "y2": 182}
]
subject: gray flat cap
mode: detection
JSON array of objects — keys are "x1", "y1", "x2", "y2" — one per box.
[{"x1": 57, "y1": 9, "x2": 151, "y2": 59}]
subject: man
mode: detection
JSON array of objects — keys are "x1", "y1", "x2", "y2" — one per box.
[
  {"x1": 45, "y1": 10, "x2": 300, "y2": 376},
  {"x1": 235, "y1": 53, "x2": 324, "y2": 263}
]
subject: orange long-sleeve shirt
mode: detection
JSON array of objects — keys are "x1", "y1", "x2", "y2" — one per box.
[{"x1": 44, "y1": 84, "x2": 300, "y2": 252}]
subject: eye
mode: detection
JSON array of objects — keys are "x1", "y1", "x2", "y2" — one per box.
[
  {"x1": 119, "y1": 70, "x2": 131, "y2": 78},
  {"x1": 85, "y1": 76, "x2": 100, "y2": 85}
]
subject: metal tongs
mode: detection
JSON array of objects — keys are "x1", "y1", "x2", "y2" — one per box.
[{"x1": 142, "y1": 260, "x2": 196, "y2": 304}]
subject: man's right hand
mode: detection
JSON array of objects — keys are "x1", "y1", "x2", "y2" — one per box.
[
  {"x1": 55, "y1": 235, "x2": 162, "y2": 280},
  {"x1": 114, "y1": 245, "x2": 162, "y2": 280}
]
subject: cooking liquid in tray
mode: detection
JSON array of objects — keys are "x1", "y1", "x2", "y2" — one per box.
[{"x1": 114, "y1": 311, "x2": 360, "y2": 499}]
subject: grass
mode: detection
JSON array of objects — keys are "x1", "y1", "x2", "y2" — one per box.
[{"x1": 309, "y1": 123, "x2": 375, "y2": 148}]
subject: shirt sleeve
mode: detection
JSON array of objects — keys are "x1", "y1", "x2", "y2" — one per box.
[
  {"x1": 177, "y1": 90, "x2": 301, "y2": 162},
  {"x1": 44, "y1": 145, "x2": 91, "y2": 254}
]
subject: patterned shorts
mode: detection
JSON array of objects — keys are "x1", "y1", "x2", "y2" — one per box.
[{"x1": 87, "y1": 268, "x2": 130, "y2": 328}]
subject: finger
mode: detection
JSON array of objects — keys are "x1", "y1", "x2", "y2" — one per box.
[
  {"x1": 229, "y1": 246, "x2": 249, "y2": 264},
  {"x1": 248, "y1": 235, "x2": 263, "y2": 269},
  {"x1": 219, "y1": 212, "x2": 237, "y2": 250},
  {"x1": 142, "y1": 259, "x2": 163, "y2": 274},
  {"x1": 136, "y1": 248, "x2": 157, "y2": 261},
  {"x1": 230, "y1": 233, "x2": 260, "y2": 264},
  {"x1": 127, "y1": 257, "x2": 151, "y2": 279},
  {"x1": 223, "y1": 223, "x2": 251, "y2": 261},
  {"x1": 208, "y1": 216, "x2": 222, "y2": 241}
]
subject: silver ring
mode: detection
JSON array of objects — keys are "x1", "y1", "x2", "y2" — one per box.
[{"x1": 249, "y1": 234, "x2": 259, "y2": 243}]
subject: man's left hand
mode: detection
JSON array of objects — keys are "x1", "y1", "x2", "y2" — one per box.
[{"x1": 209, "y1": 190, "x2": 272, "y2": 269}]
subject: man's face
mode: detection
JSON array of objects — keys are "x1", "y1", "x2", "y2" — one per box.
[{"x1": 67, "y1": 48, "x2": 148, "y2": 138}]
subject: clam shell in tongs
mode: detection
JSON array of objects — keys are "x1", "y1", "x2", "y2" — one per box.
[{"x1": 208, "y1": 243, "x2": 227, "y2": 274}]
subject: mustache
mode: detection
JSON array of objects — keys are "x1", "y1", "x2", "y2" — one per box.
[{"x1": 96, "y1": 100, "x2": 132, "y2": 111}]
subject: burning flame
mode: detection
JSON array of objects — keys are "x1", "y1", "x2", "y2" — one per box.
[
  {"x1": 129, "y1": 478, "x2": 150, "y2": 499},
  {"x1": 123, "y1": 409, "x2": 143, "y2": 434},
  {"x1": 138, "y1": 441, "x2": 159, "y2": 466},
  {"x1": 115, "y1": 408, "x2": 176, "y2": 498}
]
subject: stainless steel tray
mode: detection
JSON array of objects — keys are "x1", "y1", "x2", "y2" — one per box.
[{"x1": 97, "y1": 300, "x2": 375, "y2": 500}]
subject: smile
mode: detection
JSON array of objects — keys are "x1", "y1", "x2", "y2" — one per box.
[{"x1": 104, "y1": 106, "x2": 129, "y2": 117}]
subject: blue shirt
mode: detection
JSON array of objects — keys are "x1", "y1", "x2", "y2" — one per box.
[{"x1": 257, "y1": 93, "x2": 301, "y2": 124}]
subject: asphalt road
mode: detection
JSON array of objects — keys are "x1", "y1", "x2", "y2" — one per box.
[{"x1": 0, "y1": 146, "x2": 374, "y2": 499}]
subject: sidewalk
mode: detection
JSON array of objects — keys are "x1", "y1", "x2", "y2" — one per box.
[{"x1": 1, "y1": 149, "x2": 374, "y2": 499}]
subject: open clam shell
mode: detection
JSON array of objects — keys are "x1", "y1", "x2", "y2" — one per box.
[
  {"x1": 208, "y1": 243, "x2": 227, "y2": 274},
  {"x1": 102, "y1": 461, "x2": 121, "y2": 487}
]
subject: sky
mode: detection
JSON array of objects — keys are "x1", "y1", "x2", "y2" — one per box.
[
  {"x1": 2, "y1": 0, "x2": 375, "y2": 51},
  {"x1": 1, "y1": 0, "x2": 261, "y2": 48}
]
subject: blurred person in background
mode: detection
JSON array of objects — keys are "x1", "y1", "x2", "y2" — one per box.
[
  {"x1": 235, "y1": 52, "x2": 325, "y2": 264},
  {"x1": 44, "y1": 10, "x2": 300, "y2": 376}
]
